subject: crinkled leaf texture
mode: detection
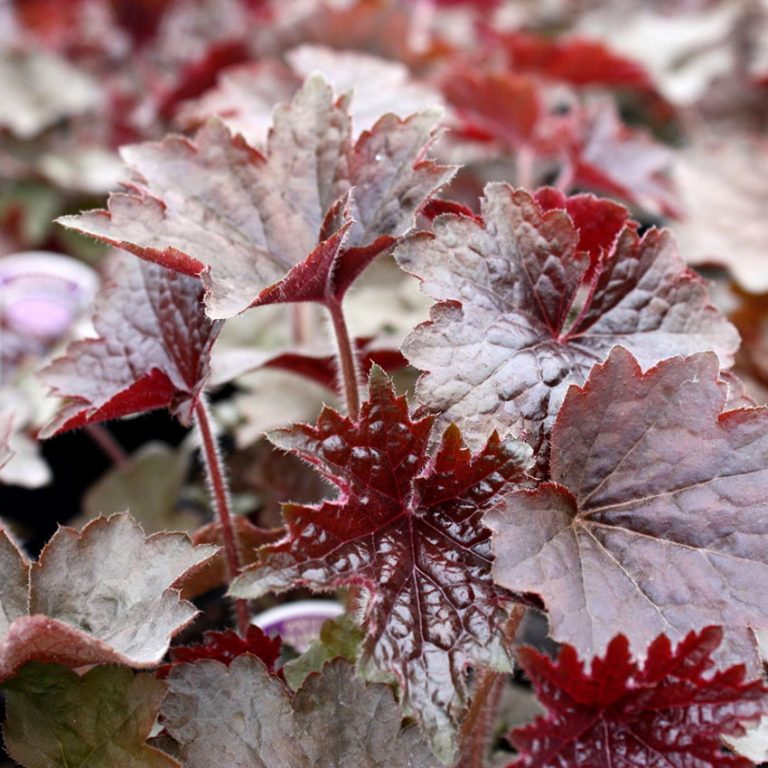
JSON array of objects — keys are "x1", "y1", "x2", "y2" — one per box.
[
  {"x1": 397, "y1": 183, "x2": 738, "y2": 466},
  {"x1": 231, "y1": 369, "x2": 531, "y2": 761},
  {"x1": 3, "y1": 664, "x2": 179, "y2": 768},
  {"x1": 508, "y1": 627, "x2": 768, "y2": 768},
  {"x1": 40, "y1": 254, "x2": 222, "y2": 437},
  {"x1": 0, "y1": 514, "x2": 216, "y2": 681},
  {"x1": 161, "y1": 656, "x2": 439, "y2": 768},
  {"x1": 58, "y1": 75, "x2": 454, "y2": 319},
  {"x1": 486, "y1": 348, "x2": 768, "y2": 661}
]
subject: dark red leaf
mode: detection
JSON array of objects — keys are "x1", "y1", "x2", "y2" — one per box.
[
  {"x1": 231, "y1": 368, "x2": 531, "y2": 760},
  {"x1": 40, "y1": 254, "x2": 221, "y2": 437},
  {"x1": 492, "y1": 31, "x2": 655, "y2": 91},
  {"x1": 442, "y1": 68, "x2": 543, "y2": 151},
  {"x1": 509, "y1": 627, "x2": 768, "y2": 768},
  {"x1": 157, "y1": 625, "x2": 281, "y2": 678}
]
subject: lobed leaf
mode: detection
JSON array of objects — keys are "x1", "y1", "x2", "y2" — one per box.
[
  {"x1": 58, "y1": 75, "x2": 453, "y2": 318},
  {"x1": 397, "y1": 183, "x2": 738, "y2": 468},
  {"x1": 162, "y1": 656, "x2": 439, "y2": 768},
  {"x1": 487, "y1": 348, "x2": 768, "y2": 660},
  {"x1": 0, "y1": 514, "x2": 217, "y2": 681},
  {"x1": 4, "y1": 664, "x2": 179, "y2": 768},
  {"x1": 508, "y1": 627, "x2": 768, "y2": 768},
  {"x1": 231, "y1": 368, "x2": 531, "y2": 760},
  {"x1": 40, "y1": 254, "x2": 221, "y2": 437}
]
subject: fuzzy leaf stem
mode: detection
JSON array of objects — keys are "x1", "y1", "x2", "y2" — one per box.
[
  {"x1": 326, "y1": 297, "x2": 362, "y2": 420},
  {"x1": 194, "y1": 395, "x2": 250, "y2": 636}
]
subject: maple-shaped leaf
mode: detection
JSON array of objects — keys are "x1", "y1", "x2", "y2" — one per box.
[
  {"x1": 39, "y1": 253, "x2": 222, "y2": 437},
  {"x1": 3, "y1": 664, "x2": 179, "y2": 768},
  {"x1": 157, "y1": 625, "x2": 281, "y2": 679},
  {"x1": 486, "y1": 348, "x2": 768, "y2": 661},
  {"x1": 397, "y1": 183, "x2": 738, "y2": 464},
  {"x1": 58, "y1": 75, "x2": 454, "y2": 319},
  {"x1": 0, "y1": 514, "x2": 217, "y2": 681},
  {"x1": 230, "y1": 368, "x2": 531, "y2": 760},
  {"x1": 161, "y1": 656, "x2": 439, "y2": 767},
  {"x1": 507, "y1": 627, "x2": 768, "y2": 768}
]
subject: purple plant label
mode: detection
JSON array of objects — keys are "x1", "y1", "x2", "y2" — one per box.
[
  {"x1": 0, "y1": 251, "x2": 98, "y2": 340},
  {"x1": 252, "y1": 600, "x2": 343, "y2": 652}
]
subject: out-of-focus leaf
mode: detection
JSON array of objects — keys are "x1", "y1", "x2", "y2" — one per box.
[
  {"x1": 490, "y1": 30, "x2": 655, "y2": 90},
  {"x1": 77, "y1": 442, "x2": 199, "y2": 533},
  {"x1": 0, "y1": 49, "x2": 101, "y2": 138},
  {"x1": 178, "y1": 45, "x2": 443, "y2": 146},
  {"x1": 3, "y1": 664, "x2": 179, "y2": 768},
  {"x1": 674, "y1": 135, "x2": 768, "y2": 294}
]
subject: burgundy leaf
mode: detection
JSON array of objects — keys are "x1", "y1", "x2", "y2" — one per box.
[
  {"x1": 396, "y1": 183, "x2": 737, "y2": 466},
  {"x1": 492, "y1": 31, "x2": 655, "y2": 91},
  {"x1": 157, "y1": 625, "x2": 281, "y2": 678},
  {"x1": 442, "y1": 68, "x2": 543, "y2": 151},
  {"x1": 58, "y1": 75, "x2": 454, "y2": 318},
  {"x1": 508, "y1": 627, "x2": 768, "y2": 768},
  {"x1": 487, "y1": 348, "x2": 768, "y2": 661},
  {"x1": 231, "y1": 368, "x2": 531, "y2": 760},
  {"x1": 39, "y1": 254, "x2": 221, "y2": 437}
]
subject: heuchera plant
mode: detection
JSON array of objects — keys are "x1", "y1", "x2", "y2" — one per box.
[{"x1": 1, "y1": 4, "x2": 768, "y2": 765}]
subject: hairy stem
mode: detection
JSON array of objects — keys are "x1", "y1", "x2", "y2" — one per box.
[
  {"x1": 193, "y1": 395, "x2": 250, "y2": 636},
  {"x1": 86, "y1": 424, "x2": 128, "y2": 467},
  {"x1": 456, "y1": 607, "x2": 527, "y2": 768},
  {"x1": 326, "y1": 297, "x2": 361, "y2": 420}
]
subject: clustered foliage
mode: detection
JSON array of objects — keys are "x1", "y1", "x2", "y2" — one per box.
[{"x1": 1, "y1": 1, "x2": 768, "y2": 767}]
